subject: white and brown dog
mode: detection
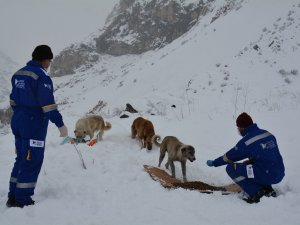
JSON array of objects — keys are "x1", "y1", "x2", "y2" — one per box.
[{"x1": 74, "y1": 115, "x2": 111, "y2": 142}]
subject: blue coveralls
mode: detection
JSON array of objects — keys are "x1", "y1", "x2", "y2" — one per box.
[
  {"x1": 212, "y1": 124, "x2": 285, "y2": 196},
  {"x1": 9, "y1": 60, "x2": 64, "y2": 205}
]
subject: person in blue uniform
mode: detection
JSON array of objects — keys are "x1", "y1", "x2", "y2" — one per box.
[
  {"x1": 206, "y1": 112, "x2": 285, "y2": 203},
  {"x1": 6, "y1": 45, "x2": 68, "y2": 208}
]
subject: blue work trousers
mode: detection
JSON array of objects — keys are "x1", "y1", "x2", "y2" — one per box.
[
  {"x1": 9, "y1": 110, "x2": 48, "y2": 204},
  {"x1": 226, "y1": 163, "x2": 281, "y2": 196}
]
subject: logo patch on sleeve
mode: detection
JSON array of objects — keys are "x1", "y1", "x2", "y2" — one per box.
[
  {"x1": 30, "y1": 139, "x2": 45, "y2": 148},
  {"x1": 260, "y1": 140, "x2": 276, "y2": 150},
  {"x1": 15, "y1": 79, "x2": 25, "y2": 89}
]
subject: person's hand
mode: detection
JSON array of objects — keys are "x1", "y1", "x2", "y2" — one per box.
[
  {"x1": 206, "y1": 160, "x2": 214, "y2": 167},
  {"x1": 58, "y1": 125, "x2": 68, "y2": 137}
]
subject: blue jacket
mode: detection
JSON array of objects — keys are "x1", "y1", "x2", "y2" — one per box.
[
  {"x1": 213, "y1": 124, "x2": 285, "y2": 182},
  {"x1": 10, "y1": 60, "x2": 64, "y2": 128}
]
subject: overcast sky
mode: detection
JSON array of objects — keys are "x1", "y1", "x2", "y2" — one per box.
[{"x1": 0, "y1": 0, "x2": 119, "y2": 65}]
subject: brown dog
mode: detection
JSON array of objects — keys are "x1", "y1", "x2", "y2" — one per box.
[
  {"x1": 152, "y1": 135, "x2": 196, "y2": 182},
  {"x1": 74, "y1": 115, "x2": 111, "y2": 141},
  {"x1": 131, "y1": 117, "x2": 155, "y2": 150}
]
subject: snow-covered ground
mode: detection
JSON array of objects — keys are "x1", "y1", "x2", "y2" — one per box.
[{"x1": 1, "y1": 0, "x2": 300, "y2": 224}]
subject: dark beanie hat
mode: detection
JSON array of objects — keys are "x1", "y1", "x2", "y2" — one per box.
[
  {"x1": 236, "y1": 112, "x2": 253, "y2": 128},
  {"x1": 32, "y1": 45, "x2": 53, "y2": 60}
]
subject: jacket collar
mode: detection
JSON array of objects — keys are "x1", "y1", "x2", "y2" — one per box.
[
  {"x1": 27, "y1": 60, "x2": 43, "y2": 68},
  {"x1": 240, "y1": 123, "x2": 258, "y2": 136}
]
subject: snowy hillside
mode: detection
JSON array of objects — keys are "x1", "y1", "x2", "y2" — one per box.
[
  {"x1": 0, "y1": 0, "x2": 300, "y2": 225},
  {"x1": 52, "y1": 0, "x2": 300, "y2": 118},
  {"x1": 0, "y1": 51, "x2": 18, "y2": 106}
]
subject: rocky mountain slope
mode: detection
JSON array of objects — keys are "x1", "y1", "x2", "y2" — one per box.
[
  {"x1": 51, "y1": 0, "x2": 243, "y2": 77},
  {"x1": 48, "y1": 0, "x2": 300, "y2": 121},
  {"x1": 0, "y1": 51, "x2": 18, "y2": 104},
  {"x1": 0, "y1": 51, "x2": 18, "y2": 127}
]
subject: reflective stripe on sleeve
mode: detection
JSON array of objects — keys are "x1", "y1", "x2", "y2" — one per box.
[
  {"x1": 233, "y1": 176, "x2": 246, "y2": 183},
  {"x1": 10, "y1": 177, "x2": 17, "y2": 183},
  {"x1": 42, "y1": 104, "x2": 58, "y2": 113},
  {"x1": 222, "y1": 154, "x2": 233, "y2": 163},
  {"x1": 16, "y1": 182, "x2": 36, "y2": 189},
  {"x1": 15, "y1": 70, "x2": 39, "y2": 80},
  {"x1": 245, "y1": 132, "x2": 272, "y2": 146}
]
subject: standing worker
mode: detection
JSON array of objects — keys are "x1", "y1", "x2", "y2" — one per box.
[
  {"x1": 6, "y1": 45, "x2": 68, "y2": 208},
  {"x1": 206, "y1": 112, "x2": 285, "y2": 203}
]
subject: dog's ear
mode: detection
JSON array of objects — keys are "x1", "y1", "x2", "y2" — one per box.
[
  {"x1": 182, "y1": 146, "x2": 195, "y2": 154},
  {"x1": 181, "y1": 146, "x2": 187, "y2": 155}
]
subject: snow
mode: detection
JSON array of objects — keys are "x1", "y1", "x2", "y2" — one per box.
[
  {"x1": 1, "y1": 0, "x2": 300, "y2": 225},
  {"x1": 134, "y1": 0, "x2": 199, "y2": 6},
  {"x1": 111, "y1": 24, "x2": 140, "y2": 45}
]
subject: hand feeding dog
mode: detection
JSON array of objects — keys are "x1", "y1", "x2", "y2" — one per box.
[
  {"x1": 74, "y1": 115, "x2": 111, "y2": 142},
  {"x1": 131, "y1": 117, "x2": 155, "y2": 150},
  {"x1": 152, "y1": 135, "x2": 196, "y2": 182}
]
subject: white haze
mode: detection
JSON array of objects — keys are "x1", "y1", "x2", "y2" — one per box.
[{"x1": 0, "y1": 0, "x2": 119, "y2": 65}]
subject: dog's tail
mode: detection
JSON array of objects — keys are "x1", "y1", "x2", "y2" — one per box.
[
  {"x1": 152, "y1": 135, "x2": 162, "y2": 147},
  {"x1": 104, "y1": 121, "x2": 112, "y2": 130}
]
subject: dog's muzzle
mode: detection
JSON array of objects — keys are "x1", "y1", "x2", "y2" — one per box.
[
  {"x1": 189, "y1": 157, "x2": 196, "y2": 162},
  {"x1": 75, "y1": 137, "x2": 87, "y2": 143}
]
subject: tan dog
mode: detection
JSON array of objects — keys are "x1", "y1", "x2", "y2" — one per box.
[
  {"x1": 131, "y1": 117, "x2": 155, "y2": 150},
  {"x1": 152, "y1": 135, "x2": 196, "y2": 182},
  {"x1": 74, "y1": 115, "x2": 111, "y2": 141}
]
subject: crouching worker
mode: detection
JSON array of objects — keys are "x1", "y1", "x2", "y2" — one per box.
[
  {"x1": 6, "y1": 45, "x2": 68, "y2": 208},
  {"x1": 206, "y1": 112, "x2": 285, "y2": 203}
]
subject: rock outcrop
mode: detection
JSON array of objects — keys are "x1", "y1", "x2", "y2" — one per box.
[{"x1": 50, "y1": 0, "x2": 210, "y2": 77}]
